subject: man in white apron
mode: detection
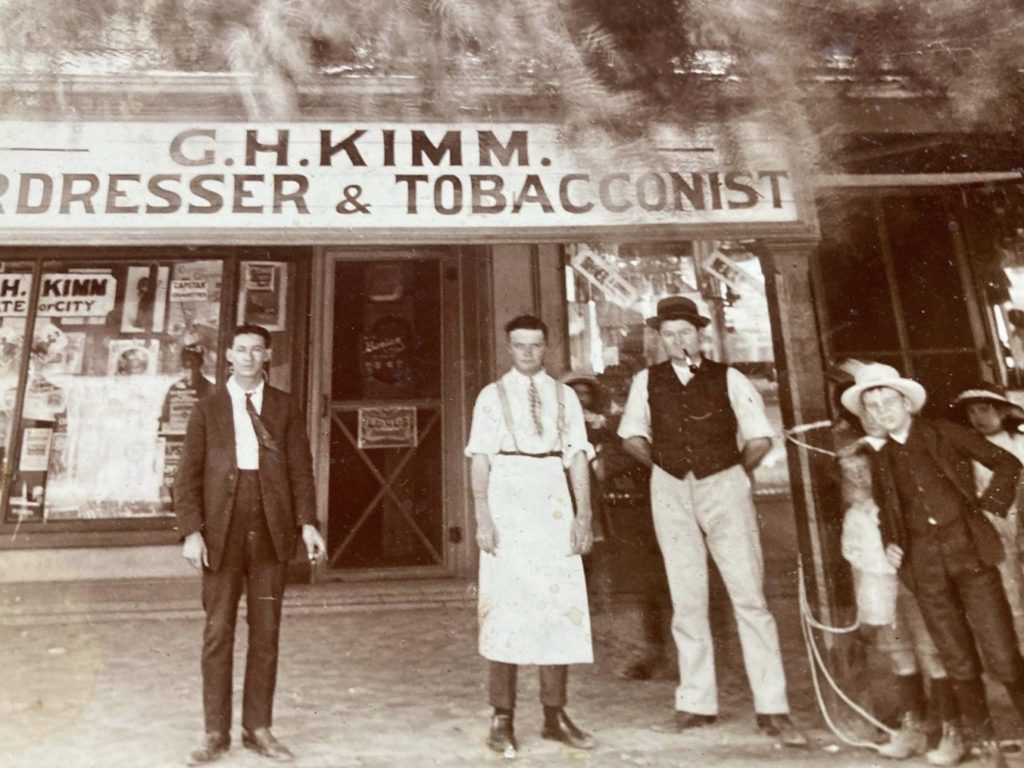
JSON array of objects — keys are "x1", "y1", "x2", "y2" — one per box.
[
  {"x1": 466, "y1": 314, "x2": 596, "y2": 757},
  {"x1": 617, "y1": 296, "x2": 805, "y2": 746}
]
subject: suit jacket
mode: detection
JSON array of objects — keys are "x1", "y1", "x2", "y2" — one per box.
[
  {"x1": 873, "y1": 417, "x2": 1021, "y2": 567},
  {"x1": 173, "y1": 385, "x2": 317, "y2": 572}
]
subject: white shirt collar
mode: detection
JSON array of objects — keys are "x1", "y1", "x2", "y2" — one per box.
[
  {"x1": 507, "y1": 367, "x2": 549, "y2": 385},
  {"x1": 227, "y1": 375, "x2": 265, "y2": 398},
  {"x1": 671, "y1": 357, "x2": 701, "y2": 372},
  {"x1": 863, "y1": 435, "x2": 887, "y2": 451},
  {"x1": 888, "y1": 425, "x2": 911, "y2": 445}
]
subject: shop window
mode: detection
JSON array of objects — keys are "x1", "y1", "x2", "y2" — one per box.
[
  {"x1": 967, "y1": 182, "x2": 1024, "y2": 391},
  {"x1": 0, "y1": 264, "x2": 35, "y2": 518},
  {"x1": 816, "y1": 195, "x2": 902, "y2": 355},
  {"x1": 2, "y1": 259, "x2": 223, "y2": 523},
  {"x1": 883, "y1": 197, "x2": 973, "y2": 350},
  {"x1": 236, "y1": 259, "x2": 302, "y2": 392},
  {"x1": 565, "y1": 241, "x2": 789, "y2": 493}
]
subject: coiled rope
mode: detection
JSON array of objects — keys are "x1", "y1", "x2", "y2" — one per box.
[
  {"x1": 784, "y1": 421, "x2": 893, "y2": 751},
  {"x1": 797, "y1": 558, "x2": 895, "y2": 751}
]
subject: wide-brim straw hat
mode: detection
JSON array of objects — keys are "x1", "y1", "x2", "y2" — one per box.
[
  {"x1": 840, "y1": 362, "x2": 927, "y2": 418},
  {"x1": 954, "y1": 382, "x2": 1024, "y2": 421}
]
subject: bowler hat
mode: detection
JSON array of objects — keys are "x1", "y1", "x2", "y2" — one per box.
[
  {"x1": 840, "y1": 362, "x2": 927, "y2": 419},
  {"x1": 645, "y1": 296, "x2": 710, "y2": 330}
]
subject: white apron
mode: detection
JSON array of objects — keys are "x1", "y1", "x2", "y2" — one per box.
[{"x1": 477, "y1": 383, "x2": 593, "y2": 665}]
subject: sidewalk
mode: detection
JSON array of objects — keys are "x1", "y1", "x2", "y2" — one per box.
[
  {"x1": 4, "y1": 497, "x2": 1024, "y2": 767},
  {"x1": 3, "y1": 594, "x2": 846, "y2": 768}
]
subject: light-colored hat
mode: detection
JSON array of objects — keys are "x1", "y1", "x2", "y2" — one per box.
[
  {"x1": 840, "y1": 362, "x2": 927, "y2": 418},
  {"x1": 954, "y1": 382, "x2": 1024, "y2": 421}
]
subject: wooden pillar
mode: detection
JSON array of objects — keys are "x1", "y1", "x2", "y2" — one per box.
[{"x1": 758, "y1": 238, "x2": 836, "y2": 625}]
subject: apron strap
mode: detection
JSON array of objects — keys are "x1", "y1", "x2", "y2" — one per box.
[
  {"x1": 556, "y1": 382, "x2": 566, "y2": 456},
  {"x1": 496, "y1": 377, "x2": 566, "y2": 457},
  {"x1": 495, "y1": 379, "x2": 522, "y2": 453}
]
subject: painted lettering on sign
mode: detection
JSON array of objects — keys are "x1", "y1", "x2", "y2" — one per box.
[
  {"x1": 0, "y1": 123, "x2": 802, "y2": 231},
  {"x1": 0, "y1": 274, "x2": 117, "y2": 317}
]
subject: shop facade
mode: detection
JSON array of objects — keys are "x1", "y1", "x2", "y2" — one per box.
[{"x1": 0, "y1": 75, "x2": 825, "y2": 584}]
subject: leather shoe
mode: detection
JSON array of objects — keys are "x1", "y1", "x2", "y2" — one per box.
[
  {"x1": 542, "y1": 709, "x2": 595, "y2": 750},
  {"x1": 651, "y1": 711, "x2": 717, "y2": 734},
  {"x1": 241, "y1": 728, "x2": 294, "y2": 762},
  {"x1": 186, "y1": 733, "x2": 229, "y2": 765},
  {"x1": 756, "y1": 714, "x2": 808, "y2": 747},
  {"x1": 486, "y1": 714, "x2": 518, "y2": 757}
]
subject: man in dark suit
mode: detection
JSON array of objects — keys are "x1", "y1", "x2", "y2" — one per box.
[
  {"x1": 175, "y1": 324, "x2": 326, "y2": 765},
  {"x1": 843, "y1": 362, "x2": 1024, "y2": 766}
]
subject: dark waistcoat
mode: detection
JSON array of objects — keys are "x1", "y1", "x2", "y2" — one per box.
[{"x1": 648, "y1": 359, "x2": 741, "y2": 479}]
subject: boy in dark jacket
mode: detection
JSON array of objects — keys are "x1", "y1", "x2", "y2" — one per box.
[{"x1": 843, "y1": 363, "x2": 1024, "y2": 767}]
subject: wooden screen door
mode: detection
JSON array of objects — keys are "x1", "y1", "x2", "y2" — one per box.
[{"x1": 321, "y1": 252, "x2": 457, "y2": 573}]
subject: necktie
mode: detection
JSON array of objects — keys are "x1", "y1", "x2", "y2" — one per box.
[
  {"x1": 245, "y1": 392, "x2": 280, "y2": 454},
  {"x1": 528, "y1": 378, "x2": 544, "y2": 437}
]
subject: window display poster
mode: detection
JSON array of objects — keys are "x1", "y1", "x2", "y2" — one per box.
[
  {"x1": 0, "y1": 272, "x2": 117, "y2": 319},
  {"x1": 703, "y1": 249, "x2": 765, "y2": 297},
  {"x1": 159, "y1": 437, "x2": 183, "y2": 504},
  {"x1": 238, "y1": 262, "x2": 286, "y2": 331},
  {"x1": 19, "y1": 427, "x2": 53, "y2": 472},
  {"x1": 41, "y1": 330, "x2": 86, "y2": 376},
  {"x1": 0, "y1": 320, "x2": 26, "y2": 375},
  {"x1": 167, "y1": 261, "x2": 222, "y2": 338},
  {"x1": 108, "y1": 338, "x2": 160, "y2": 376},
  {"x1": 569, "y1": 245, "x2": 640, "y2": 309},
  {"x1": 169, "y1": 279, "x2": 209, "y2": 301},
  {"x1": 158, "y1": 378, "x2": 210, "y2": 434},
  {"x1": 121, "y1": 266, "x2": 169, "y2": 333},
  {"x1": 357, "y1": 406, "x2": 418, "y2": 449},
  {"x1": 15, "y1": 375, "x2": 67, "y2": 424},
  {"x1": 37, "y1": 375, "x2": 172, "y2": 519}
]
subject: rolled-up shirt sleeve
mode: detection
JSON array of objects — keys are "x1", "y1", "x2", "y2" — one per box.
[
  {"x1": 465, "y1": 384, "x2": 502, "y2": 457},
  {"x1": 561, "y1": 386, "x2": 596, "y2": 467},
  {"x1": 726, "y1": 368, "x2": 775, "y2": 444},
  {"x1": 616, "y1": 369, "x2": 651, "y2": 442}
]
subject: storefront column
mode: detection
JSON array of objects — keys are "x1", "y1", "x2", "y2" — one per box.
[
  {"x1": 490, "y1": 244, "x2": 568, "y2": 376},
  {"x1": 758, "y1": 238, "x2": 836, "y2": 624}
]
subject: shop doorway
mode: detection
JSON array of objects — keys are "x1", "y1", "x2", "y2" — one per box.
[{"x1": 320, "y1": 252, "x2": 460, "y2": 574}]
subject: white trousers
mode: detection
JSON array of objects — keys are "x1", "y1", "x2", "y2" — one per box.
[{"x1": 650, "y1": 463, "x2": 789, "y2": 715}]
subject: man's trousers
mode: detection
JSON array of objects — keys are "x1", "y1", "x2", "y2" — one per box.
[
  {"x1": 908, "y1": 518, "x2": 1024, "y2": 684},
  {"x1": 650, "y1": 463, "x2": 789, "y2": 716},
  {"x1": 488, "y1": 661, "x2": 567, "y2": 709},
  {"x1": 201, "y1": 471, "x2": 286, "y2": 735}
]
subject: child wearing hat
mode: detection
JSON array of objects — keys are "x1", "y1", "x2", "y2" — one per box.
[
  {"x1": 844, "y1": 363, "x2": 1024, "y2": 766},
  {"x1": 834, "y1": 362, "x2": 956, "y2": 761},
  {"x1": 955, "y1": 383, "x2": 1024, "y2": 656}
]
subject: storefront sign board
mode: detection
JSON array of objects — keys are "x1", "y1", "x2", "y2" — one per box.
[{"x1": 0, "y1": 122, "x2": 809, "y2": 237}]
